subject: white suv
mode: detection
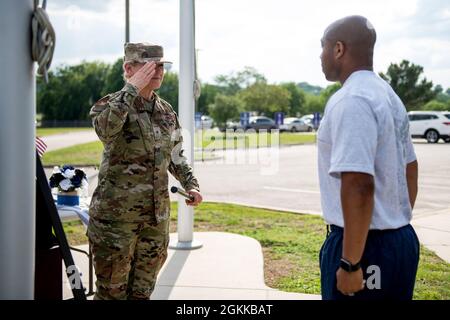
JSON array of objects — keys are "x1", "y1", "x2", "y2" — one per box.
[{"x1": 408, "y1": 111, "x2": 450, "y2": 143}]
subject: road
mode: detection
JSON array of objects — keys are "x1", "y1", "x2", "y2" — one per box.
[
  {"x1": 41, "y1": 130, "x2": 99, "y2": 152},
  {"x1": 192, "y1": 141, "x2": 450, "y2": 218}
]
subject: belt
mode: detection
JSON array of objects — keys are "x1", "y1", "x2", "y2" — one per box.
[{"x1": 327, "y1": 224, "x2": 410, "y2": 234}]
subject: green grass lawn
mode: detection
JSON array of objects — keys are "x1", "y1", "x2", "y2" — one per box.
[
  {"x1": 42, "y1": 141, "x2": 221, "y2": 166},
  {"x1": 63, "y1": 202, "x2": 449, "y2": 299},
  {"x1": 197, "y1": 130, "x2": 316, "y2": 149},
  {"x1": 42, "y1": 131, "x2": 316, "y2": 166},
  {"x1": 42, "y1": 141, "x2": 103, "y2": 166},
  {"x1": 36, "y1": 127, "x2": 93, "y2": 137}
]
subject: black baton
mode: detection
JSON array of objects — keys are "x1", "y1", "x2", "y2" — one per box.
[{"x1": 170, "y1": 186, "x2": 194, "y2": 201}]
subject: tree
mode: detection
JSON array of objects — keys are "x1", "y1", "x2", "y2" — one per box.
[
  {"x1": 303, "y1": 94, "x2": 324, "y2": 114},
  {"x1": 197, "y1": 83, "x2": 223, "y2": 115},
  {"x1": 433, "y1": 85, "x2": 450, "y2": 104},
  {"x1": 157, "y1": 71, "x2": 179, "y2": 113},
  {"x1": 422, "y1": 100, "x2": 449, "y2": 112},
  {"x1": 208, "y1": 94, "x2": 243, "y2": 128},
  {"x1": 297, "y1": 82, "x2": 323, "y2": 95},
  {"x1": 37, "y1": 61, "x2": 109, "y2": 121},
  {"x1": 214, "y1": 66, "x2": 266, "y2": 95},
  {"x1": 320, "y1": 83, "x2": 341, "y2": 104},
  {"x1": 280, "y1": 82, "x2": 306, "y2": 116},
  {"x1": 434, "y1": 84, "x2": 443, "y2": 95},
  {"x1": 238, "y1": 82, "x2": 291, "y2": 118},
  {"x1": 379, "y1": 60, "x2": 436, "y2": 110},
  {"x1": 102, "y1": 58, "x2": 124, "y2": 96},
  {"x1": 300, "y1": 83, "x2": 341, "y2": 115}
]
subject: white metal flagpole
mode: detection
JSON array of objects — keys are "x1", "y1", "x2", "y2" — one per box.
[
  {"x1": 170, "y1": 0, "x2": 202, "y2": 250},
  {"x1": 0, "y1": 0, "x2": 36, "y2": 299}
]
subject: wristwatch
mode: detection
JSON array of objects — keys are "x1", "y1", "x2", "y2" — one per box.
[{"x1": 340, "y1": 258, "x2": 361, "y2": 272}]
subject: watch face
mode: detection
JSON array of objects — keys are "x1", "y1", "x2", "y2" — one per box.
[{"x1": 340, "y1": 259, "x2": 351, "y2": 271}]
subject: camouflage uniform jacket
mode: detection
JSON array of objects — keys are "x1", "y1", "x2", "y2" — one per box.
[{"x1": 89, "y1": 83, "x2": 200, "y2": 223}]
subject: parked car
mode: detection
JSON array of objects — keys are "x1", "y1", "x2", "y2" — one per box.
[
  {"x1": 225, "y1": 116, "x2": 278, "y2": 131},
  {"x1": 301, "y1": 114, "x2": 321, "y2": 130},
  {"x1": 300, "y1": 114, "x2": 314, "y2": 123},
  {"x1": 224, "y1": 120, "x2": 241, "y2": 131},
  {"x1": 279, "y1": 117, "x2": 314, "y2": 132},
  {"x1": 408, "y1": 111, "x2": 450, "y2": 143},
  {"x1": 245, "y1": 116, "x2": 278, "y2": 131},
  {"x1": 196, "y1": 116, "x2": 213, "y2": 130}
]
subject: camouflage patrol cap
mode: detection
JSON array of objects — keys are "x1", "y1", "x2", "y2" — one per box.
[{"x1": 124, "y1": 42, "x2": 172, "y2": 65}]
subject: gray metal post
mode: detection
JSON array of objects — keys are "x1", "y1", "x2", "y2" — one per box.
[
  {"x1": 0, "y1": 0, "x2": 36, "y2": 299},
  {"x1": 125, "y1": 0, "x2": 130, "y2": 43},
  {"x1": 169, "y1": 0, "x2": 202, "y2": 250}
]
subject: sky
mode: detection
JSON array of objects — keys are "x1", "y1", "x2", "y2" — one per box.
[{"x1": 47, "y1": 0, "x2": 450, "y2": 89}]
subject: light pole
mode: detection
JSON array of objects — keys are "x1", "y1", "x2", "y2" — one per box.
[{"x1": 125, "y1": 0, "x2": 130, "y2": 43}]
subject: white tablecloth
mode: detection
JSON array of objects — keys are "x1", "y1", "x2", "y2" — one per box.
[{"x1": 57, "y1": 204, "x2": 90, "y2": 226}]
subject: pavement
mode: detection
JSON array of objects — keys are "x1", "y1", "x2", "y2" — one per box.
[
  {"x1": 41, "y1": 130, "x2": 99, "y2": 152},
  {"x1": 63, "y1": 232, "x2": 320, "y2": 300},
  {"x1": 411, "y1": 209, "x2": 450, "y2": 262}
]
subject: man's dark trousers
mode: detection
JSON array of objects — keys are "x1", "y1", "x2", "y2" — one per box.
[{"x1": 320, "y1": 224, "x2": 420, "y2": 300}]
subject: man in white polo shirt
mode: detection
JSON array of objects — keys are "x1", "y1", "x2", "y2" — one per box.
[{"x1": 317, "y1": 15, "x2": 420, "y2": 300}]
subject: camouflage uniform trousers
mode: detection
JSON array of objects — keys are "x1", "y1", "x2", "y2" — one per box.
[{"x1": 87, "y1": 216, "x2": 169, "y2": 300}]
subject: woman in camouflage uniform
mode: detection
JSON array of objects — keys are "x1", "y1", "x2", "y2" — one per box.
[{"x1": 87, "y1": 43, "x2": 202, "y2": 300}]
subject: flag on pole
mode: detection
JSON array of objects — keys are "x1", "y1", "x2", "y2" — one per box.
[{"x1": 36, "y1": 136, "x2": 47, "y2": 157}]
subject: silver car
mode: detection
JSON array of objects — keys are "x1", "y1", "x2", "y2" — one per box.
[
  {"x1": 245, "y1": 116, "x2": 278, "y2": 131},
  {"x1": 279, "y1": 117, "x2": 314, "y2": 132},
  {"x1": 226, "y1": 116, "x2": 278, "y2": 131}
]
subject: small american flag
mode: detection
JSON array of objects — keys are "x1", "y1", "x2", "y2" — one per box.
[{"x1": 35, "y1": 136, "x2": 47, "y2": 157}]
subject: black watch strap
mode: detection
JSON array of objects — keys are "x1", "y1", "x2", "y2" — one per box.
[{"x1": 340, "y1": 258, "x2": 361, "y2": 272}]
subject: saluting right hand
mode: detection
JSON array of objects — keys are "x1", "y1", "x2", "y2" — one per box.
[{"x1": 128, "y1": 61, "x2": 157, "y2": 93}]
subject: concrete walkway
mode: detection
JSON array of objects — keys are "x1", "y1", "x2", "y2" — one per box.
[
  {"x1": 412, "y1": 208, "x2": 450, "y2": 262},
  {"x1": 63, "y1": 232, "x2": 320, "y2": 300},
  {"x1": 41, "y1": 130, "x2": 99, "y2": 152}
]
